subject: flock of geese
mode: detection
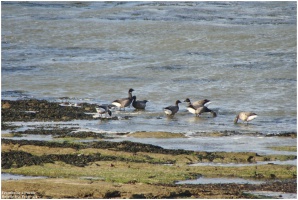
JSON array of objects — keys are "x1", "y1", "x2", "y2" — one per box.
[{"x1": 96, "y1": 88, "x2": 258, "y2": 124}]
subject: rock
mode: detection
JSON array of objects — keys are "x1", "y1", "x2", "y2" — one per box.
[
  {"x1": 131, "y1": 193, "x2": 146, "y2": 199},
  {"x1": 104, "y1": 190, "x2": 121, "y2": 198},
  {"x1": 2, "y1": 102, "x2": 11, "y2": 109}
]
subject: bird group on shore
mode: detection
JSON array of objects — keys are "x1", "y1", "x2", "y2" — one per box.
[{"x1": 95, "y1": 88, "x2": 258, "y2": 124}]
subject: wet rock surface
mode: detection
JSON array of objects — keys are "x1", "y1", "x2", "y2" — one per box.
[
  {"x1": 2, "y1": 139, "x2": 82, "y2": 150},
  {"x1": 2, "y1": 99, "x2": 296, "y2": 137},
  {"x1": 2, "y1": 139, "x2": 297, "y2": 198},
  {"x1": 2, "y1": 177, "x2": 296, "y2": 198},
  {"x1": 2, "y1": 138, "x2": 194, "y2": 155},
  {"x1": 161, "y1": 179, "x2": 297, "y2": 196},
  {"x1": 1, "y1": 122, "x2": 21, "y2": 130},
  {"x1": 1, "y1": 150, "x2": 124, "y2": 168},
  {"x1": 9, "y1": 128, "x2": 107, "y2": 139},
  {"x1": 1, "y1": 99, "x2": 297, "y2": 198},
  {"x1": 12, "y1": 127, "x2": 78, "y2": 136},
  {"x1": 1, "y1": 140, "x2": 181, "y2": 168},
  {"x1": 55, "y1": 131, "x2": 107, "y2": 139},
  {"x1": 2, "y1": 99, "x2": 100, "y2": 121}
]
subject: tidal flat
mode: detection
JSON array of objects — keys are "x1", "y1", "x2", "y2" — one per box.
[
  {"x1": 1, "y1": 99, "x2": 297, "y2": 199},
  {"x1": 1, "y1": 139, "x2": 297, "y2": 199}
]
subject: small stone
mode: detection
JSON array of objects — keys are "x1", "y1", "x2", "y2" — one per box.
[{"x1": 2, "y1": 102, "x2": 11, "y2": 109}]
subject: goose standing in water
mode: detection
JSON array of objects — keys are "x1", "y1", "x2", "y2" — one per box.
[
  {"x1": 234, "y1": 112, "x2": 257, "y2": 124},
  {"x1": 186, "y1": 104, "x2": 217, "y2": 117},
  {"x1": 132, "y1": 96, "x2": 148, "y2": 110},
  {"x1": 95, "y1": 105, "x2": 112, "y2": 118},
  {"x1": 184, "y1": 98, "x2": 210, "y2": 108},
  {"x1": 184, "y1": 98, "x2": 216, "y2": 117},
  {"x1": 112, "y1": 88, "x2": 134, "y2": 110},
  {"x1": 163, "y1": 100, "x2": 181, "y2": 116}
]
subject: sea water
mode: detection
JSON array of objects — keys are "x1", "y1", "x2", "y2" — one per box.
[{"x1": 2, "y1": 2, "x2": 297, "y2": 135}]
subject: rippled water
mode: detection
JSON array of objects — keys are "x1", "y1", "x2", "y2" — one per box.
[{"x1": 1, "y1": 2, "x2": 297, "y2": 135}]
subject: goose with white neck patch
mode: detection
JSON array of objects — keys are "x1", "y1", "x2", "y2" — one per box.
[
  {"x1": 163, "y1": 100, "x2": 181, "y2": 116},
  {"x1": 184, "y1": 98, "x2": 216, "y2": 117},
  {"x1": 112, "y1": 88, "x2": 134, "y2": 110}
]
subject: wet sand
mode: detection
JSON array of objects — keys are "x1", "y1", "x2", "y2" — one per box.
[{"x1": 1, "y1": 99, "x2": 297, "y2": 199}]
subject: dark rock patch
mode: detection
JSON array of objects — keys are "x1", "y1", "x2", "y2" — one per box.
[
  {"x1": 104, "y1": 190, "x2": 121, "y2": 198},
  {"x1": 1, "y1": 99, "x2": 98, "y2": 122},
  {"x1": 55, "y1": 131, "x2": 106, "y2": 139}
]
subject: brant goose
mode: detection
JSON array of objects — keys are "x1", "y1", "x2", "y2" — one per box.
[
  {"x1": 184, "y1": 98, "x2": 210, "y2": 108},
  {"x1": 163, "y1": 100, "x2": 181, "y2": 116},
  {"x1": 234, "y1": 112, "x2": 257, "y2": 124},
  {"x1": 112, "y1": 88, "x2": 134, "y2": 110},
  {"x1": 187, "y1": 104, "x2": 217, "y2": 117},
  {"x1": 95, "y1": 105, "x2": 112, "y2": 118},
  {"x1": 184, "y1": 98, "x2": 216, "y2": 117},
  {"x1": 132, "y1": 96, "x2": 148, "y2": 110}
]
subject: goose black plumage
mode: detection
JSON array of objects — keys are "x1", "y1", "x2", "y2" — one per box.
[
  {"x1": 163, "y1": 100, "x2": 181, "y2": 116},
  {"x1": 132, "y1": 96, "x2": 148, "y2": 110},
  {"x1": 112, "y1": 88, "x2": 134, "y2": 110}
]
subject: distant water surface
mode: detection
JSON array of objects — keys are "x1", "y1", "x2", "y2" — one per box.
[{"x1": 1, "y1": 1, "x2": 297, "y2": 135}]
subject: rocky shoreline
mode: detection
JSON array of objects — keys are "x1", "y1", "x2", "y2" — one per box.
[
  {"x1": 1, "y1": 99, "x2": 297, "y2": 198},
  {"x1": 2, "y1": 99, "x2": 98, "y2": 122},
  {"x1": 2, "y1": 99, "x2": 296, "y2": 137},
  {"x1": 2, "y1": 138, "x2": 297, "y2": 198}
]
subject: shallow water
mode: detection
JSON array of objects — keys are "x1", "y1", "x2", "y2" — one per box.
[
  {"x1": 2, "y1": 120, "x2": 296, "y2": 156},
  {"x1": 1, "y1": 173, "x2": 46, "y2": 180},
  {"x1": 244, "y1": 191, "x2": 297, "y2": 199},
  {"x1": 106, "y1": 135, "x2": 296, "y2": 155},
  {"x1": 1, "y1": 2, "x2": 297, "y2": 138},
  {"x1": 2, "y1": 133, "x2": 53, "y2": 141},
  {"x1": 1, "y1": 2, "x2": 296, "y2": 135},
  {"x1": 176, "y1": 176, "x2": 264, "y2": 185},
  {"x1": 190, "y1": 159, "x2": 297, "y2": 167}
]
